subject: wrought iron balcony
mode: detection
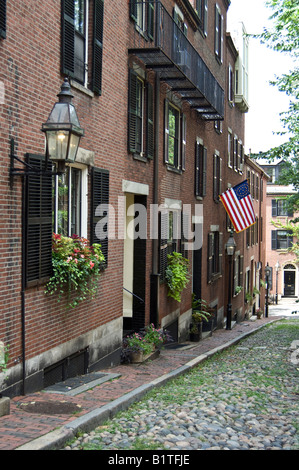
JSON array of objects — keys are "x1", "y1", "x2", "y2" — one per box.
[{"x1": 129, "y1": 1, "x2": 224, "y2": 120}]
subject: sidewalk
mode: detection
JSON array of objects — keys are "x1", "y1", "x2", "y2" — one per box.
[{"x1": 0, "y1": 303, "x2": 297, "y2": 451}]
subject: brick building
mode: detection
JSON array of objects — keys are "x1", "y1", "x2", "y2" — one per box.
[
  {"x1": 0, "y1": 0, "x2": 267, "y2": 398},
  {"x1": 260, "y1": 160, "x2": 298, "y2": 301}
]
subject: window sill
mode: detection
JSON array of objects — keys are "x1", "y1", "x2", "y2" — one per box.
[
  {"x1": 208, "y1": 273, "x2": 222, "y2": 284},
  {"x1": 70, "y1": 80, "x2": 94, "y2": 98},
  {"x1": 133, "y1": 153, "x2": 149, "y2": 163},
  {"x1": 166, "y1": 165, "x2": 182, "y2": 175}
]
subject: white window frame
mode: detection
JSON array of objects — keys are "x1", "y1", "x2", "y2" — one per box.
[{"x1": 53, "y1": 163, "x2": 88, "y2": 238}]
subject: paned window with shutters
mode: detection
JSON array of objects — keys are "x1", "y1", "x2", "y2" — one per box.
[
  {"x1": 128, "y1": 69, "x2": 154, "y2": 159},
  {"x1": 130, "y1": 0, "x2": 154, "y2": 39},
  {"x1": 164, "y1": 100, "x2": 186, "y2": 171},
  {"x1": 207, "y1": 231, "x2": 223, "y2": 283},
  {"x1": 62, "y1": 0, "x2": 104, "y2": 94},
  {"x1": 195, "y1": 140, "x2": 207, "y2": 198},
  {"x1": 0, "y1": 0, "x2": 6, "y2": 39},
  {"x1": 272, "y1": 199, "x2": 293, "y2": 217},
  {"x1": 233, "y1": 254, "x2": 243, "y2": 296},
  {"x1": 271, "y1": 230, "x2": 293, "y2": 251},
  {"x1": 90, "y1": 167, "x2": 109, "y2": 265},
  {"x1": 25, "y1": 155, "x2": 53, "y2": 286},
  {"x1": 159, "y1": 209, "x2": 186, "y2": 281},
  {"x1": 213, "y1": 153, "x2": 222, "y2": 202}
]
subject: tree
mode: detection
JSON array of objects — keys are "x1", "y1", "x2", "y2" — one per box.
[{"x1": 252, "y1": 0, "x2": 299, "y2": 209}]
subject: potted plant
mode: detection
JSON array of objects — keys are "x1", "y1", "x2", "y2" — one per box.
[
  {"x1": 253, "y1": 287, "x2": 260, "y2": 297},
  {"x1": 165, "y1": 252, "x2": 190, "y2": 302},
  {"x1": 245, "y1": 292, "x2": 253, "y2": 305},
  {"x1": 256, "y1": 308, "x2": 263, "y2": 319},
  {"x1": 121, "y1": 324, "x2": 172, "y2": 363},
  {"x1": 189, "y1": 296, "x2": 214, "y2": 341},
  {"x1": 45, "y1": 233, "x2": 105, "y2": 309}
]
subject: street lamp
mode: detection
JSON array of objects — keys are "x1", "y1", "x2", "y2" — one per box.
[
  {"x1": 41, "y1": 77, "x2": 84, "y2": 173},
  {"x1": 275, "y1": 261, "x2": 280, "y2": 305},
  {"x1": 10, "y1": 78, "x2": 84, "y2": 186},
  {"x1": 225, "y1": 231, "x2": 236, "y2": 330},
  {"x1": 265, "y1": 263, "x2": 271, "y2": 318}
]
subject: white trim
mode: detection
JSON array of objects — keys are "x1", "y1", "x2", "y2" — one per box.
[{"x1": 122, "y1": 180, "x2": 149, "y2": 195}]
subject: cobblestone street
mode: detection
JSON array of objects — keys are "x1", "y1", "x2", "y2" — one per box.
[{"x1": 65, "y1": 318, "x2": 299, "y2": 451}]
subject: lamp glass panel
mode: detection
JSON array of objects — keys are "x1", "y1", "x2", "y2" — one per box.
[
  {"x1": 68, "y1": 133, "x2": 80, "y2": 162},
  {"x1": 47, "y1": 130, "x2": 69, "y2": 160}
]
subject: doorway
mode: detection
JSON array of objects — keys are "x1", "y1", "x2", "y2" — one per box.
[
  {"x1": 284, "y1": 270, "x2": 296, "y2": 296},
  {"x1": 123, "y1": 194, "x2": 147, "y2": 333}
]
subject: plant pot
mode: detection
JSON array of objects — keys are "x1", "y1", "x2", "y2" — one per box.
[
  {"x1": 189, "y1": 321, "x2": 202, "y2": 342},
  {"x1": 129, "y1": 349, "x2": 160, "y2": 363}
]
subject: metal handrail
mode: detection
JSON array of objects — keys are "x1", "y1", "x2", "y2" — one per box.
[{"x1": 123, "y1": 287, "x2": 145, "y2": 304}]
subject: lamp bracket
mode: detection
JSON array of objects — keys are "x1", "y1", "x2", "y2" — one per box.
[{"x1": 10, "y1": 138, "x2": 62, "y2": 189}]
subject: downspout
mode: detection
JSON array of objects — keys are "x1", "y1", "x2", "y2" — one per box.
[
  {"x1": 150, "y1": 72, "x2": 160, "y2": 326},
  {"x1": 21, "y1": 175, "x2": 26, "y2": 395}
]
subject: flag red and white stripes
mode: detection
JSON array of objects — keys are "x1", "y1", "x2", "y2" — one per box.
[{"x1": 220, "y1": 180, "x2": 256, "y2": 233}]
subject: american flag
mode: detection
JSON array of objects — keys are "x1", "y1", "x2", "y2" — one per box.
[{"x1": 220, "y1": 180, "x2": 256, "y2": 233}]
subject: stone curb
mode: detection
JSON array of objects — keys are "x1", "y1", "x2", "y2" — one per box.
[{"x1": 16, "y1": 318, "x2": 280, "y2": 450}]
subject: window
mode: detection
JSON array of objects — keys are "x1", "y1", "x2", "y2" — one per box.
[
  {"x1": 62, "y1": 0, "x2": 104, "y2": 94},
  {"x1": 196, "y1": 0, "x2": 208, "y2": 35},
  {"x1": 128, "y1": 69, "x2": 154, "y2": 159},
  {"x1": 228, "y1": 130, "x2": 232, "y2": 168},
  {"x1": 272, "y1": 230, "x2": 293, "y2": 250},
  {"x1": 164, "y1": 100, "x2": 186, "y2": 170},
  {"x1": 53, "y1": 166, "x2": 87, "y2": 237},
  {"x1": 233, "y1": 254, "x2": 243, "y2": 296},
  {"x1": 214, "y1": 4, "x2": 223, "y2": 63},
  {"x1": 207, "y1": 231, "x2": 223, "y2": 283},
  {"x1": 195, "y1": 140, "x2": 207, "y2": 197},
  {"x1": 272, "y1": 199, "x2": 293, "y2": 217},
  {"x1": 130, "y1": 0, "x2": 154, "y2": 39},
  {"x1": 0, "y1": 0, "x2": 6, "y2": 39},
  {"x1": 213, "y1": 152, "x2": 222, "y2": 202},
  {"x1": 159, "y1": 208, "x2": 185, "y2": 281}
]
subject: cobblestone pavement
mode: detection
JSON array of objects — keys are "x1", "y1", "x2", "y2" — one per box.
[
  {"x1": 0, "y1": 305, "x2": 297, "y2": 450},
  {"x1": 66, "y1": 318, "x2": 299, "y2": 451}
]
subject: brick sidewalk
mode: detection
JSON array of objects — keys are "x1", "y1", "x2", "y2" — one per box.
[{"x1": 0, "y1": 316, "x2": 281, "y2": 450}]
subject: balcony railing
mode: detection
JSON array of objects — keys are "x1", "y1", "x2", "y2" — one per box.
[{"x1": 129, "y1": 1, "x2": 224, "y2": 120}]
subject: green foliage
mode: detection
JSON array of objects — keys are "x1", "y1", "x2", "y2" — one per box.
[
  {"x1": 165, "y1": 252, "x2": 190, "y2": 302},
  {"x1": 251, "y1": 0, "x2": 299, "y2": 210},
  {"x1": 271, "y1": 218, "x2": 299, "y2": 263},
  {"x1": 45, "y1": 233, "x2": 105, "y2": 309},
  {"x1": 0, "y1": 344, "x2": 9, "y2": 373}
]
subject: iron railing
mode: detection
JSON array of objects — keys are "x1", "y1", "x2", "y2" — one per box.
[{"x1": 129, "y1": 1, "x2": 224, "y2": 119}]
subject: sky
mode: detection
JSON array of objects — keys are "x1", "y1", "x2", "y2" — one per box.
[{"x1": 227, "y1": 0, "x2": 294, "y2": 155}]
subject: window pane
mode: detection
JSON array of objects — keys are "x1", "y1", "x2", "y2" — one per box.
[
  {"x1": 70, "y1": 168, "x2": 81, "y2": 236},
  {"x1": 74, "y1": 0, "x2": 85, "y2": 34},
  {"x1": 168, "y1": 106, "x2": 179, "y2": 166},
  {"x1": 57, "y1": 168, "x2": 70, "y2": 237}
]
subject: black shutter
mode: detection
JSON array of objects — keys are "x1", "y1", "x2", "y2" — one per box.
[
  {"x1": 61, "y1": 0, "x2": 75, "y2": 77},
  {"x1": 128, "y1": 69, "x2": 138, "y2": 153},
  {"x1": 91, "y1": 167, "x2": 109, "y2": 265},
  {"x1": 146, "y1": 81, "x2": 154, "y2": 159},
  {"x1": 0, "y1": 0, "x2": 6, "y2": 39},
  {"x1": 272, "y1": 199, "x2": 277, "y2": 217},
  {"x1": 207, "y1": 233, "x2": 213, "y2": 283},
  {"x1": 271, "y1": 230, "x2": 277, "y2": 250},
  {"x1": 92, "y1": 0, "x2": 104, "y2": 95},
  {"x1": 25, "y1": 155, "x2": 53, "y2": 286}
]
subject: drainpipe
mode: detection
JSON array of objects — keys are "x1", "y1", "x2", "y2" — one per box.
[
  {"x1": 21, "y1": 175, "x2": 26, "y2": 395},
  {"x1": 150, "y1": 72, "x2": 160, "y2": 326}
]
